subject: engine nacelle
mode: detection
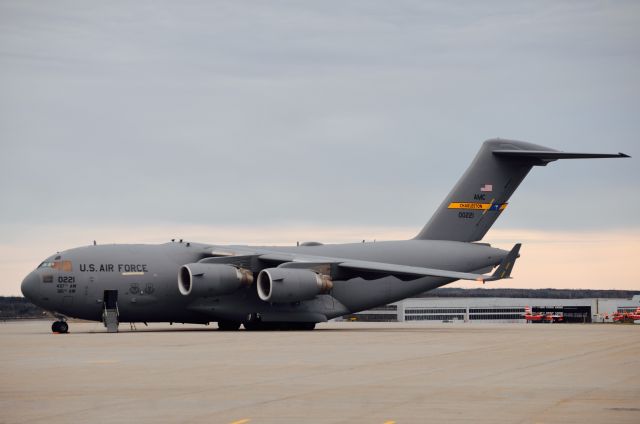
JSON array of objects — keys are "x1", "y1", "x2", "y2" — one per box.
[
  {"x1": 178, "y1": 263, "x2": 253, "y2": 296},
  {"x1": 257, "y1": 268, "x2": 333, "y2": 303}
]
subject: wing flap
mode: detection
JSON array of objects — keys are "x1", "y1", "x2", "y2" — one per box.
[{"x1": 337, "y1": 260, "x2": 489, "y2": 281}]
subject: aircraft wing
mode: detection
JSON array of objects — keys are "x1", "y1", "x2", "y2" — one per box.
[
  {"x1": 277, "y1": 243, "x2": 521, "y2": 283},
  {"x1": 205, "y1": 243, "x2": 521, "y2": 283}
]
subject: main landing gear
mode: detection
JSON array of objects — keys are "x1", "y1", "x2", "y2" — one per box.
[
  {"x1": 243, "y1": 322, "x2": 315, "y2": 331},
  {"x1": 51, "y1": 320, "x2": 69, "y2": 334},
  {"x1": 217, "y1": 320, "x2": 242, "y2": 331},
  {"x1": 242, "y1": 314, "x2": 316, "y2": 331}
]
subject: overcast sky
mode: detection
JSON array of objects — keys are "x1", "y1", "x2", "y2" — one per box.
[{"x1": 1, "y1": 1, "x2": 638, "y2": 294}]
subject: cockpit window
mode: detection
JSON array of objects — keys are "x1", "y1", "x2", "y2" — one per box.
[{"x1": 38, "y1": 260, "x2": 72, "y2": 272}]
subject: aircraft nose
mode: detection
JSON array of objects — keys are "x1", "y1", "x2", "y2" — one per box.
[{"x1": 21, "y1": 272, "x2": 39, "y2": 301}]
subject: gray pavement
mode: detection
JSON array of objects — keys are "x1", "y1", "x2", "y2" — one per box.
[{"x1": 1, "y1": 320, "x2": 639, "y2": 424}]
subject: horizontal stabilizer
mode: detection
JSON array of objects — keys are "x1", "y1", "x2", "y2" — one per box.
[{"x1": 493, "y1": 150, "x2": 630, "y2": 161}]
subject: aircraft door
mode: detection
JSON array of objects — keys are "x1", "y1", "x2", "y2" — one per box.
[
  {"x1": 104, "y1": 290, "x2": 118, "y2": 309},
  {"x1": 84, "y1": 275, "x2": 97, "y2": 303}
]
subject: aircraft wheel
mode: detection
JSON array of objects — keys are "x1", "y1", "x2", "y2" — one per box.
[
  {"x1": 243, "y1": 321, "x2": 280, "y2": 331},
  {"x1": 243, "y1": 321, "x2": 273, "y2": 331},
  {"x1": 242, "y1": 321, "x2": 262, "y2": 331},
  {"x1": 217, "y1": 320, "x2": 241, "y2": 331},
  {"x1": 52, "y1": 321, "x2": 68, "y2": 334},
  {"x1": 274, "y1": 322, "x2": 317, "y2": 331},
  {"x1": 290, "y1": 322, "x2": 315, "y2": 331},
  {"x1": 243, "y1": 313, "x2": 271, "y2": 331}
]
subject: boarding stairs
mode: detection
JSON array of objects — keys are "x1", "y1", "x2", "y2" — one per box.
[{"x1": 102, "y1": 290, "x2": 119, "y2": 333}]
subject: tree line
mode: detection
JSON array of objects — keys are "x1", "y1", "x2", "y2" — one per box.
[{"x1": 0, "y1": 297, "x2": 51, "y2": 319}]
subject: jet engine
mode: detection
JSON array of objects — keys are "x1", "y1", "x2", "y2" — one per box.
[
  {"x1": 257, "y1": 268, "x2": 333, "y2": 303},
  {"x1": 178, "y1": 263, "x2": 253, "y2": 296}
]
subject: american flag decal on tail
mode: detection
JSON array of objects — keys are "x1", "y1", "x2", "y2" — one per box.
[{"x1": 480, "y1": 184, "x2": 493, "y2": 192}]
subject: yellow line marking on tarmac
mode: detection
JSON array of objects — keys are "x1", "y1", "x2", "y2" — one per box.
[
  {"x1": 229, "y1": 419, "x2": 250, "y2": 424},
  {"x1": 383, "y1": 421, "x2": 396, "y2": 424}
]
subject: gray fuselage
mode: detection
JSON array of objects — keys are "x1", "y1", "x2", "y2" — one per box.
[{"x1": 21, "y1": 240, "x2": 507, "y2": 323}]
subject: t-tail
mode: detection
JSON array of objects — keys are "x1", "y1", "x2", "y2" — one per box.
[{"x1": 415, "y1": 139, "x2": 629, "y2": 242}]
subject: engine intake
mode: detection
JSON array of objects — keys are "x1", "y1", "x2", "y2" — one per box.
[
  {"x1": 178, "y1": 263, "x2": 253, "y2": 296},
  {"x1": 257, "y1": 268, "x2": 333, "y2": 303}
]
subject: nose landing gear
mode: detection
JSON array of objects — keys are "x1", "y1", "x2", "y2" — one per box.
[{"x1": 51, "y1": 320, "x2": 69, "y2": 334}]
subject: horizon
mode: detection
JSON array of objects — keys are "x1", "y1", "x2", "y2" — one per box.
[{"x1": 1, "y1": 225, "x2": 637, "y2": 296}]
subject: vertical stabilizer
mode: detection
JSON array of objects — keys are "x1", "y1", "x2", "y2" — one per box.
[{"x1": 415, "y1": 139, "x2": 628, "y2": 242}]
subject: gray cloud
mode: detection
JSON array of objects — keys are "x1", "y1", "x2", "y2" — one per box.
[{"x1": 1, "y1": 0, "x2": 638, "y2": 236}]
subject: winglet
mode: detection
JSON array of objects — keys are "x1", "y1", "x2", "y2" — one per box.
[{"x1": 483, "y1": 243, "x2": 521, "y2": 282}]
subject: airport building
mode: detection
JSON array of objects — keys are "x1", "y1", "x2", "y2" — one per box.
[{"x1": 343, "y1": 295, "x2": 640, "y2": 323}]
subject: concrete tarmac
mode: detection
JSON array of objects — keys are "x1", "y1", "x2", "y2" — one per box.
[{"x1": 1, "y1": 320, "x2": 639, "y2": 424}]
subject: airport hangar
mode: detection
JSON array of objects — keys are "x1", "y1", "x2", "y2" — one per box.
[{"x1": 343, "y1": 295, "x2": 640, "y2": 323}]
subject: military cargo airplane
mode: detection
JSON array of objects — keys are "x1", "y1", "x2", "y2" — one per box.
[{"x1": 20, "y1": 139, "x2": 629, "y2": 333}]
